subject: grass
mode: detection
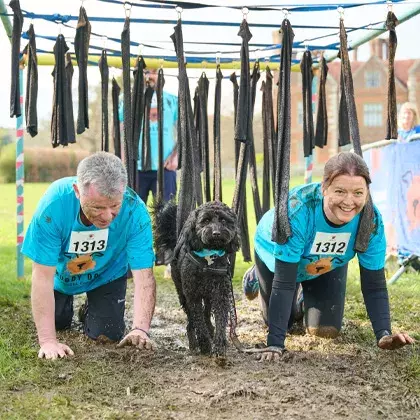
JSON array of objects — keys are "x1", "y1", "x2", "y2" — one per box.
[{"x1": 0, "y1": 179, "x2": 419, "y2": 417}]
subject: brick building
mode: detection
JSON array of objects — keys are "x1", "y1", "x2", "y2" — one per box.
[{"x1": 287, "y1": 38, "x2": 420, "y2": 173}]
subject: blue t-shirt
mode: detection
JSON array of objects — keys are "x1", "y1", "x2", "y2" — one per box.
[
  {"x1": 22, "y1": 177, "x2": 155, "y2": 295},
  {"x1": 255, "y1": 183, "x2": 386, "y2": 282},
  {"x1": 138, "y1": 91, "x2": 178, "y2": 171},
  {"x1": 398, "y1": 125, "x2": 420, "y2": 143}
]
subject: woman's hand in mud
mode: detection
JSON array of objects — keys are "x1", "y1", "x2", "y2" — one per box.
[
  {"x1": 256, "y1": 346, "x2": 286, "y2": 362},
  {"x1": 378, "y1": 333, "x2": 415, "y2": 350},
  {"x1": 38, "y1": 340, "x2": 74, "y2": 360},
  {"x1": 117, "y1": 329, "x2": 156, "y2": 351}
]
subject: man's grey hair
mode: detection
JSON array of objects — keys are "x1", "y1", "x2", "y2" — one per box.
[{"x1": 77, "y1": 152, "x2": 128, "y2": 197}]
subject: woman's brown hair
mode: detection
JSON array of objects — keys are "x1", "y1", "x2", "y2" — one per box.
[{"x1": 323, "y1": 152, "x2": 371, "y2": 189}]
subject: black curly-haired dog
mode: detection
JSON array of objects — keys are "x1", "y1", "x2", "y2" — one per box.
[{"x1": 153, "y1": 200, "x2": 240, "y2": 357}]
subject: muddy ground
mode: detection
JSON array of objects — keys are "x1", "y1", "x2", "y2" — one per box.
[
  {"x1": 48, "y1": 277, "x2": 418, "y2": 420},
  {"x1": 3, "y1": 277, "x2": 418, "y2": 420}
]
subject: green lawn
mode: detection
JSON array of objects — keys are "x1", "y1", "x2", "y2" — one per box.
[{"x1": 0, "y1": 180, "x2": 419, "y2": 417}]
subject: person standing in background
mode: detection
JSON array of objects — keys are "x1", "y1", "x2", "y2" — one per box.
[
  {"x1": 137, "y1": 68, "x2": 178, "y2": 205},
  {"x1": 397, "y1": 102, "x2": 420, "y2": 143}
]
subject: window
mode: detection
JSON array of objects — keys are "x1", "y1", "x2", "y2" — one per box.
[
  {"x1": 365, "y1": 71, "x2": 381, "y2": 88},
  {"x1": 364, "y1": 104, "x2": 383, "y2": 127},
  {"x1": 297, "y1": 102, "x2": 303, "y2": 126}
]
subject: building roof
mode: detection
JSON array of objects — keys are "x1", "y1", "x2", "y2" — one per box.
[
  {"x1": 327, "y1": 58, "x2": 418, "y2": 87},
  {"x1": 326, "y1": 60, "x2": 364, "y2": 82}
]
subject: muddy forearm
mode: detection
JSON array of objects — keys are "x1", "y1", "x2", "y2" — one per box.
[
  {"x1": 31, "y1": 263, "x2": 57, "y2": 345},
  {"x1": 131, "y1": 268, "x2": 156, "y2": 332}
]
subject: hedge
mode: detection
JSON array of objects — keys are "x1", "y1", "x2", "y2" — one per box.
[{"x1": 0, "y1": 145, "x2": 90, "y2": 183}]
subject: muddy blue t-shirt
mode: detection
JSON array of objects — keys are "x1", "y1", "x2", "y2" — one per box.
[
  {"x1": 22, "y1": 177, "x2": 154, "y2": 295},
  {"x1": 255, "y1": 183, "x2": 386, "y2": 282}
]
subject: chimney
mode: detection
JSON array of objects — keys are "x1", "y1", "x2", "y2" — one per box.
[
  {"x1": 352, "y1": 47, "x2": 358, "y2": 62},
  {"x1": 369, "y1": 38, "x2": 388, "y2": 60}
]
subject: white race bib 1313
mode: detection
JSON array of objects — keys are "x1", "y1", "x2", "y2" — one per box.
[
  {"x1": 310, "y1": 232, "x2": 351, "y2": 255},
  {"x1": 67, "y1": 229, "x2": 109, "y2": 254}
]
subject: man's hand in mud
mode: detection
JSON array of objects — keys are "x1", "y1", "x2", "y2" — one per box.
[
  {"x1": 38, "y1": 340, "x2": 74, "y2": 360},
  {"x1": 256, "y1": 346, "x2": 286, "y2": 362},
  {"x1": 117, "y1": 329, "x2": 156, "y2": 351},
  {"x1": 378, "y1": 333, "x2": 415, "y2": 350}
]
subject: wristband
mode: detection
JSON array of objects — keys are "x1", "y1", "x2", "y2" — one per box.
[{"x1": 131, "y1": 327, "x2": 150, "y2": 338}]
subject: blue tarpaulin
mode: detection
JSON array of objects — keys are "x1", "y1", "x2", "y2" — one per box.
[{"x1": 364, "y1": 141, "x2": 420, "y2": 257}]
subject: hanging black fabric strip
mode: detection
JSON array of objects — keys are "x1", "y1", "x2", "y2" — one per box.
[
  {"x1": 74, "y1": 6, "x2": 91, "y2": 134},
  {"x1": 193, "y1": 87, "x2": 203, "y2": 206},
  {"x1": 230, "y1": 73, "x2": 241, "y2": 170},
  {"x1": 385, "y1": 11, "x2": 398, "y2": 140},
  {"x1": 64, "y1": 53, "x2": 76, "y2": 145},
  {"x1": 248, "y1": 61, "x2": 263, "y2": 223},
  {"x1": 156, "y1": 68, "x2": 165, "y2": 202},
  {"x1": 198, "y1": 73, "x2": 211, "y2": 202},
  {"x1": 262, "y1": 80, "x2": 270, "y2": 213},
  {"x1": 99, "y1": 49, "x2": 109, "y2": 152},
  {"x1": 301, "y1": 50, "x2": 315, "y2": 158},
  {"x1": 234, "y1": 19, "x2": 252, "y2": 143},
  {"x1": 213, "y1": 65, "x2": 223, "y2": 202},
  {"x1": 171, "y1": 19, "x2": 198, "y2": 236},
  {"x1": 338, "y1": 64, "x2": 351, "y2": 146},
  {"x1": 265, "y1": 67, "x2": 276, "y2": 203},
  {"x1": 141, "y1": 86, "x2": 154, "y2": 172},
  {"x1": 232, "y1": 19, "x2": 252, "y2": 221},
  {"x1": 314, "y1": 55, "x2": 329, "y2": 148},
  {"x1": 272, "y1": 19, "x2": 294, "y2": 244},
  {"x1": 339, "y1": 18, "x2": 374, "y2": 252},
  {"x1": 24, "y1": 24, "x2": 38, "y2": 137},
  {"x1": 230, "y1": 72, "x2": 251, "y2": 262},
  {"x1": 9, "y1": 0, "x2": 23, "y2": 118},
  {"x1": 51, "y1": 37, "x2": 73, "y2": 148},
  {"x1": 121, "y1": 16, "x2": 134, "y2": 188},
  {"x1": 131, "y1": 56, "x2": 145, "y2": 161},
  {"x1": 111, "y1": 77, "x2": 122, "y2": 158}
]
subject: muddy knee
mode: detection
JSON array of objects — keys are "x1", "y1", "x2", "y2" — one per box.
[{"x1": 306, "y1": 326, "x2": 340, "y2": 338}]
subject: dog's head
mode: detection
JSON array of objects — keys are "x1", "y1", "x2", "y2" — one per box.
[{"x1": 184, "y1": 201, "x2": 240, "y2": 253}]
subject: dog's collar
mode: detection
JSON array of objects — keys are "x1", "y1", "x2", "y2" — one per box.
[
  {"x1": 193, "y1": 249, "x2": 226, "y2": 259},
  {"x1": 186, "y1": 251, "x2": 230, "y2": 274}
]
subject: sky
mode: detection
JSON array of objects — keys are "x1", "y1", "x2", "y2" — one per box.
[{"x1": 1, "y1": 0, "x2": 420, "y2": 129}]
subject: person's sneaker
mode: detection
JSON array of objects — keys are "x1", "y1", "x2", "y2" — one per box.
[
  {"x1": 163, "y1": 264, "x2": 172, "y2": 279},
  {"x1": 242, "y1": 265, "x2": 259, "y2": 300}
]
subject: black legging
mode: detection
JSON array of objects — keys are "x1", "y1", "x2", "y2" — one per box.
[{"x1": 255, "y1": 252, "x2": 347, "y2": 333}]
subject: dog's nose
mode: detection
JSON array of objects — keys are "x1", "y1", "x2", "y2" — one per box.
[{"x1": 212, "y1": 230, "x2": 221, "y2": 237}]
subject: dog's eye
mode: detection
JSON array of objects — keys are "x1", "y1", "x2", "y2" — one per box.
[
  {"x1": 220, "y1": 218, "x2": 226, "y2": 225},
  {"x1": 202, "y1": 218, "x2": 210, "y2": 224}
]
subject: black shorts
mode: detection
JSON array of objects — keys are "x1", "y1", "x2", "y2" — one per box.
[
  {"x1": 54, "y1": 274, "x2": 127, "y2": 341},
  {"x1": 255, "y1": 253, "x2": 347, "y2": 332}
]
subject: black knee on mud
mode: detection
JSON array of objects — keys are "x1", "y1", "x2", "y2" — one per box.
[{"x1": 306, "y1": 326, "x2": 340, "y2": 338}]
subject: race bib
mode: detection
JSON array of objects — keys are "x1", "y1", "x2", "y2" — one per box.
[
  {"x1": 310, "y1": 232, "x2": 351, "y2": 255},
  {"x1": 67, "y1": 229, "x2": 109, "y2": 254}
]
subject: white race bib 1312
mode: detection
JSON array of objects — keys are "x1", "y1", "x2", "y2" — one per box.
[
  {"x1": 67, "y1": 229, "x2": 109, "y2": 254},
  {"x1": 310, "y1": 232, "x2": 351, "y2": 255}
]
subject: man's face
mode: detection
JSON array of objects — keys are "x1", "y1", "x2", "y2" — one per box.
[
  {"x1": 322, "y1": 174, "x2": 368, "y2": 225},
  {"x1": 73, "y1": 184, "x2": 123, "y2": 229},
  {"x1": 146, "y1": 69, "x2": 158, "y2": 88}
]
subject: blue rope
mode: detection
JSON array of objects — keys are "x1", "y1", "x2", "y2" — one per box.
[
  {"x1": 22, "y1": 31, "x2": 342, "y2": 55},
  {"x1": 14, "y1": 11, "x2": 385, "y2": 31}
]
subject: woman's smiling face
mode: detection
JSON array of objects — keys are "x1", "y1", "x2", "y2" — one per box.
[{"x1": 322, "y1": 174, "x2": 368, "y2": 225}]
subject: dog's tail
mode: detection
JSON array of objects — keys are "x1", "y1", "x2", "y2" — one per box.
[{"x1": 151, "y1": 199, "x2": 178, "y2": 252}]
